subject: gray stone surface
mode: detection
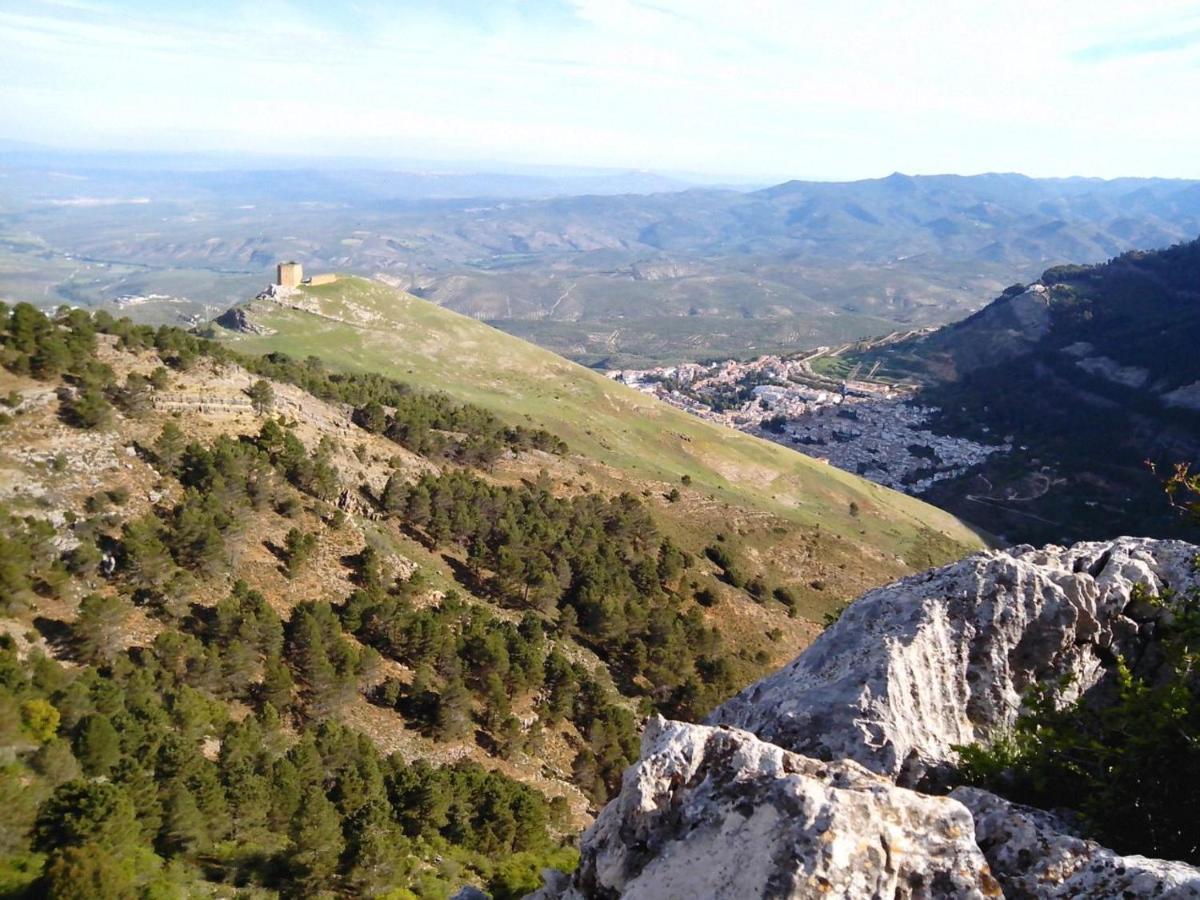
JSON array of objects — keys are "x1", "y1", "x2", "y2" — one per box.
[
  {"x1": 708, "y1": 537, "x2": 1200, "y2": 787},
  {"x1": 529, "y1": 539, "x2": 1200, "y2": 898},
  {"x1": 531, "y1": 717, "x2": 999, "y2": 900},
  {"x1": 953, "y1": 787, "x2": 1200, "y2": 898}
]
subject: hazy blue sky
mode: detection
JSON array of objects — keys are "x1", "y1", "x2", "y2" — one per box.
[{"x1": 3, "y1": 0, "x2": 1200, "y2": 179}]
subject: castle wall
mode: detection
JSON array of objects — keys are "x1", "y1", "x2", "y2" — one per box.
[{"x1": 276, "y1": 261, "x2": 303, "y2": 288}]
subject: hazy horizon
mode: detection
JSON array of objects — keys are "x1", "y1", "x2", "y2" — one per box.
[
  {"x1": 5, "y1": 138, "x2": 1200, "y2": 191},
  {"x1": 3, "y1": 1, "x2": 1200, "y2": 182}
]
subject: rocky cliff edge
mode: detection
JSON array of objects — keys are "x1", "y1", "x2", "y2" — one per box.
[{"x1": 532, "y1": 538, "x2": 1200, "y2": 898}]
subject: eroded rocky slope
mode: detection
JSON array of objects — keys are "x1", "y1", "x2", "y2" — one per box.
[{"x1": 534, "y1": 538, "x2": 1200, "y2": 898}]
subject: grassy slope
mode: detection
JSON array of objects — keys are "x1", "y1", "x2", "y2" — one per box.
[{"x1": 217, "y1": 278, "x2": 982, "y2": 611}]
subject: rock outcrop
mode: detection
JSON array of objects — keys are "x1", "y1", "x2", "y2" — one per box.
[
  {"x1": 533, "y1": 538, "x2": 1200, "y2": 899},
  {"x1": 952, "y1": 788, "x2": 1200, "y2": 898},
  {"x1": 709, "y1": 537, "x2": 1200, "y2": 788},
  {"x1": 533, "y1": 717, "x2": 1000, "y2": 900},
  {"x1": 214, "y1": 305, "x2": 276, "y2": 335}
]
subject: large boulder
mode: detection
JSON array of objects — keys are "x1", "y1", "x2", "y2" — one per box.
[
  {"x1": 529, "y1": 538, "x2": 1200, "y2": 899},
  {"x1": 708, "y1": 537, "x2": 1200, "y2": 787},
  {"x1": 214, "y1": 305, "x2": 276, "y2": 335},
  {"x1": 951, "y1": 787, "x2": 1200, "y2": 898},
  {"x1": 532, "y1": 717, "x2": 1000, "y2": 900}
]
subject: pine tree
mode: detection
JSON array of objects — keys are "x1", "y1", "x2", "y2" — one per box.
[
  {"x1": 557, "y1": 604, "x2": 578, "y2": 640},
  {"x1": 111, "y1": 373, "x2": 153, "y2": 417},
  {"x1": 112, "y1": 759, "x2": 162, "y2": 844},
  {"x1": 571, "y1": 748, "x2": 603, "y2": 805},
  {"x1": 31, "y1": 330, "x2": 71, "y2": 380},
  {"x1": 152, "y1": 422, "x2": 186, "y2": 475},
  {"x1": 31, "y1": 738, "x2": 81, "y2": 786},
  {"x1": 160, "y1": 780, "x2": 208, "y2": 856},
  {"x1": 73, "y1": 593, "x2": 132, "y2": 666},
  {"x1": 229, "y1": 774, "x2": 271, "y2": 846},
  {"x1": 482, "y1": 673, "x2": 511, "y2": 732},
  {"x1": 41, "y1": 844, "x2": 135, "y2": 900},
  {"x1": 283, "y1": 527, "x2": 318, "y2": 577},
  {"x1": 287, "y1": 733, "x2": 325, "y2": 792},
  {"x1": 262, "y1": 654, "x2": 294, "y2": 714},
  {"x1": 405, "y1": 484, "x2": 432, "y2": 528},
  {"x1": 247, "y1": 379, "x2": 275, "y2": 415},
  {"x1": 120, "y1": 516, "x2": 175, "y2": 593},
  {"x1": 189, "y1": 761, "x2": 231, "y2": 842},
  {"x1": 7, "y1": 303, "x2": 46, "y2": 360},
  {"x1": 268, "y1": 759, "x2": 303, "y2": 832},
  {"x1": 345, "y1": 799, "x2": 410, "y2": 894},
  {"x1": 289, "y1": 785, "x2": 345, "y2": 893},
  {"x1": 435, "y1": 677, "x2": 474, "y2": 742},
  {"x1": 381, "y1": 472, "x2": 406, "y2": 514},
  {"x1": 498, "y1": 715, "x2": 524, "y2": 761},
  {"x1": 74, "y1": 714, "x2": 121, "y2": 776},
  {"x1": 61, "y1": 387, "x2": 113, "y2": 430},
  {"x1": 33, "y1": 779, "x2": 138, "y2": 856},
  {"x1": 353, "y1": 401, "x2": 387, "y2": 434},
  {"x1": 221, "y1": 636, "x2": 258, "y2": 699}
]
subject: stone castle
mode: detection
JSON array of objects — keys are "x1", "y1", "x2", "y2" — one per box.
[
  {"x1": 276, "y1": 261, "x2": 302, "y2": 288},
  {"x1": 275, "y1": 261, "x2": 336, "y2": 288}
]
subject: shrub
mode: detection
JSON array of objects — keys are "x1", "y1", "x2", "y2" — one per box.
[
  {"x1": 59, "y1": 388, "x2": 113, "y2": 430},
  {"x1": 956, "y1": 586, "x2": 1200, "y2": 863},
  {"x1": 283, "y1": 528, "x2": 318, "y2": 577}
]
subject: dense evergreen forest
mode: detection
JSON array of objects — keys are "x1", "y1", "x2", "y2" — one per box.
[{"x1": 0, "y1": 303, "x2": 779, "y2": 897}]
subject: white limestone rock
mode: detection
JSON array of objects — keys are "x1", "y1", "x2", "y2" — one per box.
[
  {"x1": 529, "y1": 539, "x2": 1200, "y2": 899},
  {"x1": 951, "y1": 787, "x2": 1200, "y2": 898},
  {"x1": 531, "y1": 717, "x2": 999, "y2": 900},
  {"x1": 708, "y1": 537, "x2": 1200, "y2": 787}
]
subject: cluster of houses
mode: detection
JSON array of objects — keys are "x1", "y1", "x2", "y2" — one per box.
[
  {"x1": 610, "y1": 351, "x2": 1007, "y2": 496},
  {"x1": 608, "y1": 351, "x2": 894, "y2": 429},
  {"x1": 777, "y1": 400, "x2": 1010, "y2": 494}
]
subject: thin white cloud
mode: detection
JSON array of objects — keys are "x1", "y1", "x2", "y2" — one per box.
[{"x1": 1, "y1": 0, "x2": 1198, "y2": 178}]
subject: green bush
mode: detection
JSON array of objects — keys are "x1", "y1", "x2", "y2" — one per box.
[
  {"x1": 60, "y1": 388, "x2": 113, "y2": 430},
  {"x1": 956, "y1": 585, "x2": 1200, "y2": 863},
  {"x1": 489, "y1": 847, "x2": 579, "y2": 900}
]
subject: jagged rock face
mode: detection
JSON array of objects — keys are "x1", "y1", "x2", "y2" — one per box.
[
  {"x1": 709, "y1": 537, "x2": 1200, "y2": 788},
  {"x1": 214, "y1": 306, "x2": 276, "y2": 335},
  {"x1": 533, "y1": 717, "x2": 1000, "y2": 900},
  {"x1": 531, "y1": 538, "x2": 1200, "y2": 899},
  {"x1": 951, "y1": 788, "x2": 1200, "y2": 898}
]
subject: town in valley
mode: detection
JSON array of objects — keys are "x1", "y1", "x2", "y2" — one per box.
[{"x1": 608, "y1": 344, "x2": 1008, "y2": 495}]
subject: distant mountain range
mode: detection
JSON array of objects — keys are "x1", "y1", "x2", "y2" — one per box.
[
  {"x1": 416, "y1": 171, "x2": 1200, "y2": 263},
  {"x1": 843, "y1": 236, "x2": 1200, "y2": 544},
  {"x1": 2, "y1": 155, "x2": 1199, "y2": 366}
]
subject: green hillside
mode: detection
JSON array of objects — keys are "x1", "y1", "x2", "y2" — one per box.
[
  {"x1": 216, "y1": 278, "x2": 981, "y2": 577},
  {"x1": 0, "y1": 283, "x2": 979, "y2": 897},
  {"x1": 827, "y1": 238, "x2": 1200, "y2": 544}
]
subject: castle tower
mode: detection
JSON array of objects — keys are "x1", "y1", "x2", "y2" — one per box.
[{"x1": 276, "y1": 261, "x2": 303, "y2": 288}]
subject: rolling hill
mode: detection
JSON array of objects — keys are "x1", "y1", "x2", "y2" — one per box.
[
  {"x1": 214, "y1": 277, "x2": 981, "y2": 594},
  {"x1": 0, "y1": 284, "x2": 978, "y2": 895},
  {"x1": 5, "y1": 157, "x2": 1200, "y2": 366}
]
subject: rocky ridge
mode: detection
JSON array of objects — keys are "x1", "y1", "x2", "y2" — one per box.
[{"x1": 533, "y1": 537, "x2": 1200, "y2": 898}]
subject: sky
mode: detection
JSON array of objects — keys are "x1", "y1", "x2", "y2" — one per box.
[{"x1": 2, "y1": 0, "x2": 1200, "y2": 181}]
